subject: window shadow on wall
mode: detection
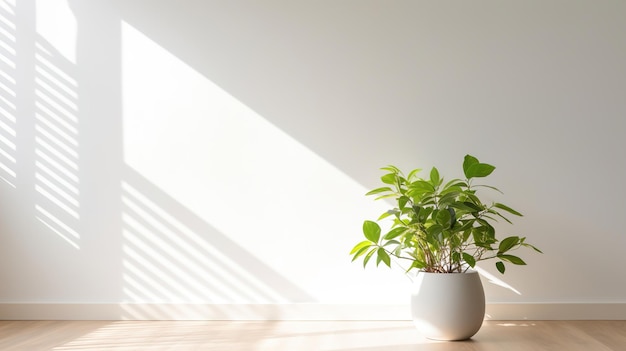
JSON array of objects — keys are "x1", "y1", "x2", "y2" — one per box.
[
  {"x1": 33, "y1": 36, "x2": 81, "y2": 249},
  {"x1": 0, "y1": 0, "x2": 17, "y2": 188},
  {"x1": 120, "y1": 166, "x2": 314, "y2": 317},
  {"x1": 1, "y1": 0, "x2": 314, "y2": 306}
]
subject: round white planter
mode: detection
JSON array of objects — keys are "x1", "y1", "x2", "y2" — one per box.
[{"x1": 411, "y1": 271, "x2": 485, "y2": 341}]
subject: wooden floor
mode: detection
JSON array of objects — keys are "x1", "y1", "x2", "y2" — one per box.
[{"x1": 1, "y1": 320, "x2": 625, "y2": 350}]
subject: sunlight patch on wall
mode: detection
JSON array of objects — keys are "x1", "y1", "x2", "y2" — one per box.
[
  {"x1": 35, "y1": 0, "x2": 76, "y2": 64},
  {"x1": 475, "y1": 266, "x2": 521, "y2": 296},
  {"x1": 120, "y1": 21, "x2": 396, "y2": 303}
]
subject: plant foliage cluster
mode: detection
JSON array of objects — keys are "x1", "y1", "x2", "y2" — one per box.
[{"x1": 350, "y1": 155, "x2": 540, "y2": 274}]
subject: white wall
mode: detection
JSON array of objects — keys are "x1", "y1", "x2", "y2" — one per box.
[{"x1": 1, "y1": 0, "x2": 625, "y2": 319}]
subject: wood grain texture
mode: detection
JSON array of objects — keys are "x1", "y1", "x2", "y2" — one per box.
[{"x1": 0, "y1": 320, "x2": 625, "y2": 350}]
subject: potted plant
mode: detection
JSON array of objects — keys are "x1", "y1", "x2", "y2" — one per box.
[{"x1": 350, "y1": 155, "x2": 541, "y2": 340}]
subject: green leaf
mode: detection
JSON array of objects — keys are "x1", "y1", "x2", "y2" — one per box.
[
  {"x1": 410, "y1": 180, "x2": 435, "y2": 192},
  {"x1": 363, "y1": 220, "x2": 381, "y2": 243},
  {"x1": 464, "y1": 193, "x2": 483, "y2": 207},
  {"x1": 462, "y1": 201, "x2": 483, "y2": 212},
  {"x1": 463, "y1": 155, "x2": 479, "y2": 178},
  {"x1": 494, "y1": 203, "x2": 523, "y2": 217},
  {"x1": 374, "y1": 193, "x2": 399, "y2": 201},
  {"x1": 462, "y1": 228, "x2": 472, "y2": 242},
  {"x1": 417, "y1": 206, "x2": 433, "y2": 222},
  {"x1": 449, "y1": 201, "x2": 480, "y2": 213},
  {"x1": 351, "y1": 246, "x2": 371, "y2": 262},
  {"x1": 498, "y1": 254, "x2": 527, "y2": 265},
  {"x1": 426, "y1": 224, "x2": 443, "y2": 238},
  {"x1": 350, "y1": 240, "x2": 372, "y2": 255},
  {"x1": 438, "y1": 191, "x2": 460, "y2": 207},
  {"x1": 401, "y1": 206, "x2": 415, "y2": 216},
  {"x1": 377, "y1": 210, "x2": 396, "y2": 221},
  {"x1": 365, "y1": 187, "x2": 393, "y2": 196},
  {"x1": 448, "y1": 207, "x2": 457, "y2": 227},
  {"x1": 496, "y1": 261, "x2": 506, "y2": 274},
  {"x1": 381, "y1": 173, "x2": 397, "y2": 185},
  {"x1": 363, "y1": 247, "x2": 377, "y2": 268},
  {"x1": 408, "y1": 260, "x2": 427, "y2": 272},
  {"x1": 443, "y1": 179, "x2": 467, "y2": 191},
  {"x1": 482, "y1": 214, "x2": 499, "y2": 222},
  {"x1": 376, "y1": 248, "x2": 391, "y2": 267},
  {"x1": 451, "y1": 251, "x2": 461, "y2": 264},
  {"x1": 462, "y1": 252, "x2": 476, "y2": 268},
  {"x1": 429, "y1": 167, "x2": 440, "y2": 186},
  {"x1": 383, "y1": 239, "x2": 401, "y2": 247},
  {"x1": 418, "y1": 194, "x2": 436, "y2": 206},
  {"x1": 398, "y1": 196, "x2": 410, "y2": 210},
  {"x1": 522, "y1": 243, "x2": 543, "y2": 254},
  {"x1": 407, "y1": 168, "x2": 422, "y2": 181},
  {"x1": 498, "y1": 236, "x2": 520, "y2": 254},
  {"x1": 440, "y1": 186, "x2": 462, "y2": 196},
  {"x1": 381, "y1": 165, "x2": 401, "y2": 173},
  {"x1": 474, "y1": 184, "x2": 503, "y2": 194},
  {"x1": 490, "y1": 209, "x2": 513, "y2": 224},
  {"x1": 383, "y1": 227, "x2": 407, "y2": 240},
  {"x1": 435, "y1": 209, "x2": 452, "y2": 228},
  {"x1": 466, "y1": 163, "x2": 496, "y2": 179}
]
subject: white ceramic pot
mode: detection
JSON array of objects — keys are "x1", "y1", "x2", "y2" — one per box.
[{"x1": 411, "y1": 271, "x2": 485, "y2": 341}]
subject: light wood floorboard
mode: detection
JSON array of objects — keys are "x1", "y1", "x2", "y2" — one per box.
[{"x1": 1, "y1": 320, "x2": 625, "y2": 351}]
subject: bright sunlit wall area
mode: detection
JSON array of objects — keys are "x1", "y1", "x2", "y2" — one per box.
[{"x1": 1, "y1": 0, "x2": 625, "y2": 320}]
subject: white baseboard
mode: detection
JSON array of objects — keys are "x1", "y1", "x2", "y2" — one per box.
[{"x1": 1, "y1": 303, "x2": 625, "y2": 321}]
